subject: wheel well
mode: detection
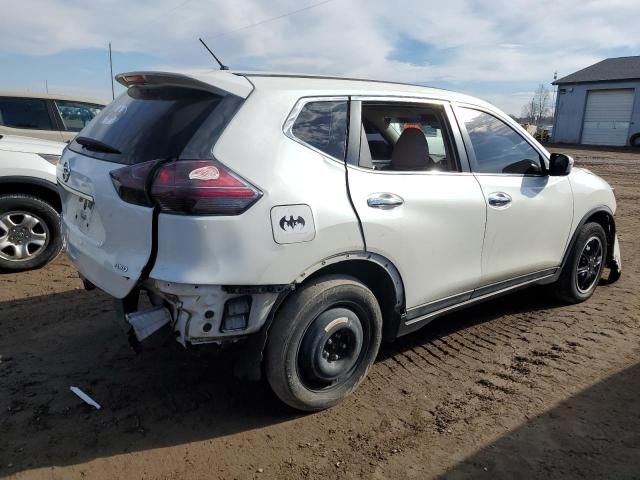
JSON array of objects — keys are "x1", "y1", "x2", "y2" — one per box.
[
  {"x1": 304, "y1": 260, "x2": 403, "y2": 340},
  {"x1": 630, "y1": 133, "x2": 640, "y2": 147},
  {"x1": 0, "y1": 182, "x2": 61, "y2": 212},
  {"x1": 584, "y1": 210, "x2": 615, "y2": 259}
]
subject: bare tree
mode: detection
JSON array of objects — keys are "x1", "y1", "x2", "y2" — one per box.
[{"x1": 522, "y1": 84, "x2": 551, "y2": 126}]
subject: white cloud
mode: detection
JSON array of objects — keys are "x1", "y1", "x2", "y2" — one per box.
[{"x1": 1, "y1": 0, "x2": 639, "y2": 113}]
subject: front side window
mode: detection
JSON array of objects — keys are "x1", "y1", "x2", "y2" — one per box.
[
  {"x1": 458, "y1": 108, "x2": 542, "y2": 175},
  {"x1": 55, "y1": 100, "x2": 104, "y2": 132},
  {"x1": 0, "y1": 97, "x2": 53, "y2": 130},
  {"x1": 291, "y1": 100, "x2": 348, "y2": 160}
]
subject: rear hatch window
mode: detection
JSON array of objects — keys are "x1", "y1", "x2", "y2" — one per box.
[{"x1": 69, "y1": 85, "x2": 233, "y2": 165}]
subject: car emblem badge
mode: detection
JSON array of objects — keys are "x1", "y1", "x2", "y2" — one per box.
[{"x1": 62, "y1": 161, "x2": 71, "y2": 182}]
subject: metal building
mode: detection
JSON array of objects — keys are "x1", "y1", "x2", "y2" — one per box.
[{"x1": 552, "y1": 56, "x2": 640, "y2": 147}]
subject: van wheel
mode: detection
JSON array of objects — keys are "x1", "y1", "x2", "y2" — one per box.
[
  {"x1": 0, "y1": 194, "x2": 62, "y2": 272},
  {"x1": 554, "y1": 222, "x2": 607, "y2": 303},
  {"x1": 265, "y1": 275, "x2": 382, "y2": 411}
]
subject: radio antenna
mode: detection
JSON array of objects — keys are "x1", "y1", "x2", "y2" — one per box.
[{"x1": 198, "y1": 38, "x2": 229, "y2": 70}]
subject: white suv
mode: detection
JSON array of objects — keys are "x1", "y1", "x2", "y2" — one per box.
[
  {"x1": 57, "y1": 71, "x2": 622, "y2": 411},
  {"x1": 0, "y1": 135, "x2": 64, "y2": 270}
]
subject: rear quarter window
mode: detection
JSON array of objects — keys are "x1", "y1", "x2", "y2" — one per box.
[{"x1": 290, "y1": 100, "x2": 348, "y2": 160}]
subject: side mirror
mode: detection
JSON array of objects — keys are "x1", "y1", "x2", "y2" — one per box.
[
  {"x1": 548, "y1": 153, "x2": 574, "y2": 176},
  {"x1": 502, "y1": 159, "x2": 542, "y2": 175}
]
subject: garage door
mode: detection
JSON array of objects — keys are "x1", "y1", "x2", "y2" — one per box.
[{"x1": 581, "y1": 89, "x2": 635, "y2": 146}]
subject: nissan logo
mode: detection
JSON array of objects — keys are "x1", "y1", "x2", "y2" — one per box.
[{"x1": 62, "y1": 161, "x2": 71, "y2": 182}]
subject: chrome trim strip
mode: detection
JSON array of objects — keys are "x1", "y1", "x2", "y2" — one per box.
[
  {"x1": 350, "y1": 95, "x2": 450, "y2": 104},
  {"x1": 346, "y1": 164, "x2": 474, "y2": 176},
  {"x1": 57, "y1": 180, "x2": 94, "y2": 202}
]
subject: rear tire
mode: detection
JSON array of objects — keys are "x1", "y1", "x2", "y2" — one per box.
[
  {"x1": 553, "y1": 222, "x2": 607, "y2": 303},
  {"x1": 265, "y1": 275, "x2": 382, "y2": 411},
  {"x1": 0, "y1": 194, "x2": 62, "y2": 272}
]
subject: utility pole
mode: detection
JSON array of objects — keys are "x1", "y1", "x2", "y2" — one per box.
[
  {"x1": 551, "y1": 71, "x2": 558, "y2": 143},
  {"x1": 551, "y1": 71, "x2": 558, "y2": 117},
  {"x1": 45, "y1": 80, "x2": 48, "y2": 94},
  {"x1": 109, "y1": 42, "x2": 115, "y2": 100}
]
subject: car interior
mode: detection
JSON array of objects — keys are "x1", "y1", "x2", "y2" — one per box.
[{"x1": 359, "y1": 104, "x2": 458, "y2": 172}]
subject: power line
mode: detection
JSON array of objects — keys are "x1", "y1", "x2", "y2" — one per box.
[
  {"x1": 206, "y1": 0, "x2": 337, "y2": 40},
  {"x1": 144, "y1": 0, "x2": 201, "y2": 27}
]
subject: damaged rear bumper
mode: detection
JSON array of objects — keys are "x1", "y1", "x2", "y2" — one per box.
[{"x1": 116, "y1": 279, "x2": 291, "y2": 347}]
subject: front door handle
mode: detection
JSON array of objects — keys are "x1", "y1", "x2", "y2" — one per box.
[
  {"x1": 487, "y1": 192, "x2": 512, "y2": 208},
  {"x1": 367, "y1": 193, "x2": 404, "y2": 209}
]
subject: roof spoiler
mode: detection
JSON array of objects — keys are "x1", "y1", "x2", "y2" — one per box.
[{"x1": 115, "y1": 71, "x2": 253, "y2": 98}]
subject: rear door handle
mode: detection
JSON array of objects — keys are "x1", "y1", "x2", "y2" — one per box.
[
  {"x1": 487, "y1": 192, "x2": 512, "y2": 208},
  {"x1": 367, "y1": 193, "x2": 404, "y2": 209}
]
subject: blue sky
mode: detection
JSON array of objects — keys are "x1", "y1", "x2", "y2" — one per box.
[{"x1": 1, "y1": 0, "x2": 638, "y2": 114}]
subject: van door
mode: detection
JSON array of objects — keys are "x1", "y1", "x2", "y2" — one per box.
[{"x1": 346, "y1": 99, "x2": 486, "y2": 320}]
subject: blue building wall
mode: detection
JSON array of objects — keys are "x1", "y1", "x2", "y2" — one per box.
[{"x1": 552, "y1": 80, "x2": 640, "y2": 145}]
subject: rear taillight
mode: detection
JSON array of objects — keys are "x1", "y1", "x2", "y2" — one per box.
[
  {"x1": 152, "y1": 160, "x2": 262, "y2": 215},
  {"x1": 110, "y1": 160, "x2": 157, "y2": 207},
  {"x1": 110, "y1": 159, "x2": 262, "y2": 215}
]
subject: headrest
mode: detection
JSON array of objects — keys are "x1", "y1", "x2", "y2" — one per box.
[{"x1": 391, "y1": 128, "x2": 429, "y2": 171}]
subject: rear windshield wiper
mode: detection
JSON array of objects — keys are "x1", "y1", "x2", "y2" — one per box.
[{"x1": 75, "y1": 136, "x2": 121, "y2": 155}]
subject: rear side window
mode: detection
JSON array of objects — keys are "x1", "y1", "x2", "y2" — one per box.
[
  {"x1": 458, "y1": 108, "x2": 542, "y2": 174},
  {"x1": 55, "y1": 100, "x2": 103, "y2": 132},
  {"x1": 0, "y1": 97, "x2": 53, "y2": 130},
  {"x1": 69, "y1": 86, "x2": 224, "y2": 165},
  {"x1": 291, "y1": 101, "x2": 348, "y2": 160},
  {"x1": 359, "y1": 102, "x2": 458, "y2": 172}
]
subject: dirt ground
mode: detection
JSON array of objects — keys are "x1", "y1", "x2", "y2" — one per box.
[{"x1": 1, "y1": 147, "x2": 639, "y2": 479}]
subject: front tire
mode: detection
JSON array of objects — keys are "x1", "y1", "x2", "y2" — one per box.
[
  {"x1": 265, "y1": 275, "x2": 383, "y2": 411},
  {"x1": 0, "y1": 194, "x2": 62, "y2": 272},
  {"x1": 554, "y1": 222, "x2": 607, "y2": 303}
]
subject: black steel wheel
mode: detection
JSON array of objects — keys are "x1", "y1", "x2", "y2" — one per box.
[{"x1": 265, "y1": 275, "x2": 382, "y2": 411}]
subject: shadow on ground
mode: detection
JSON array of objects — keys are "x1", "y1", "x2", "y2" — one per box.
[{"x1": 441, "y1": 361, "x2": 640, "y2": 479}]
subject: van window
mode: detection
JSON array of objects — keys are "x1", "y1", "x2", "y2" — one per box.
[
  {"x1": 0, "y1": 97, "x2": 54, "y2": 130},
  {"x1": 291, "y1": 101, "x2": 348, "y2": 160}
]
